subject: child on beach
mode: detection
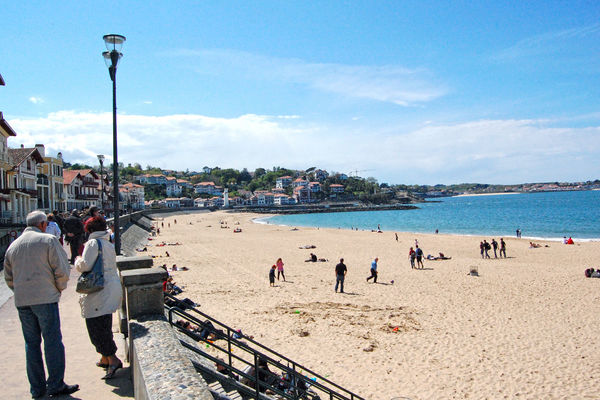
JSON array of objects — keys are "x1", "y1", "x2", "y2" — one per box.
[
  {"x1": 276, "y1": 258, "x2": 285, "y2": 281},
  {"x1": 269, "y1": 265, "x2": 276, "y2": 286}
]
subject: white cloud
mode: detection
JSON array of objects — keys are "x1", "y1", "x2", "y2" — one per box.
[
  {"x1": 7, "y1": 112, "x2": 599, "y2": 184},
  {"x1": 169, "y1": 49, "x2": 447, "y2": 106},
  {"x1": 143, "y1": 101, "x2": 152, "y2": 105},
  {"x1": 28, "y1": 96, "x2": 44, "y2": 104}
]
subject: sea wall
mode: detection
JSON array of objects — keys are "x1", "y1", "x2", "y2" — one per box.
[{"x1": 118, "y1": 259, "x2": 213, "y2": 400}]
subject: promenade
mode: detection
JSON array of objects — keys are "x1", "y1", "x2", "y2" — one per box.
[{"x1": 1, "y1": 266, "x2": 133, "y2": 399}]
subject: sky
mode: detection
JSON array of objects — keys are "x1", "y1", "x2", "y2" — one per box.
[{"x1": 1, "y1": 1, "x2": 599, "y2": 185}]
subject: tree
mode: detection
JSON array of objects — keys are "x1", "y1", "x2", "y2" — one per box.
[{"x1": 254, "y1": 168, "x2": 266, "y2": 178}]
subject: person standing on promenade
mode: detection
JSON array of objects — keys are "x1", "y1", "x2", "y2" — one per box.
[
  {"x1": 75, "y1": 216, "x2": 123, "y2": 380},
  {"x1": 408, "y1": 247, "x2": 416, "y2": 269},
  {"x1": 64, "y1": 210, "x2": 84, "y2": 265},
  {"x1": 415, "y1": 245, "x2": 424, "y2": 268},
  {"x1": 366, "y1": 257, "x2": 378, "y2": 283},
  {"x1": 3, "y1": 211, "x2": 79, "y2": 399},
  {"x1": 45, "y1": 214, "x2": 62, "y2": 240},
  {"x1": 500, "y1": 238, "x2": 507, "y2": 258},
  {"x1": 491, "y1": 239, "x2": 498, "y2": 258},
  {"x1": 52, "y1": 210, "x2": 65, "y2": 245},
  {"x1": 335, "y1": 258, "x2": 347, "y2": 293},
  {"x1": 276, "y1": 258, "x2": 286, "y2": 281}
]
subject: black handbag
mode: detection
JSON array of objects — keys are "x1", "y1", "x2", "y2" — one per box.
[{"x1": 76, "y1": 239, "x2": 105, "y2": 294}]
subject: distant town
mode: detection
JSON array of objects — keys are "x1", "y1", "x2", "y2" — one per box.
[{"x1": 0, "y1": 111, "x2": 598, "y2": 227}]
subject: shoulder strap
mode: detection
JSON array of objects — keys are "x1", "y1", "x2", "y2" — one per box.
[{"x1": 96, "y1": 238, "x2": 103, "y2": 255}]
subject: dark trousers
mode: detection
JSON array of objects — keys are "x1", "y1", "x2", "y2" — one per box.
[
  {"x1": 17, "y1": 303, "x2": 66, "y2": 396},
  {"x1": 85, "y1": 314, "x2": 117, "y2": 357},
  {"x1": 367, "y1": 268, "x2": 377, "y2": 283},
  {"x1": 277, "y1": 270, "x2": 285, "y2": 281},
  {"x1": 68, "y1": 237, "x2": 81, "y2": 264}
]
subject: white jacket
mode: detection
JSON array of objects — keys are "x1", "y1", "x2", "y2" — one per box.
[{"x1": 75, "y1": 231, "x2": 122, "y2": 319}]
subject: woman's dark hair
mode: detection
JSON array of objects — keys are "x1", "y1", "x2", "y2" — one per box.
[{"x1": 85, "y1": 216, "x2": 107, "y2": 233}]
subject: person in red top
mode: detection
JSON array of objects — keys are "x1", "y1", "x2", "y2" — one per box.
[
  {"x1": 566, "y1": 237, "x2": 574, "y2": 245},
  {"x1": 408, "y1": 247, "x2": 416, "y2": 269}
]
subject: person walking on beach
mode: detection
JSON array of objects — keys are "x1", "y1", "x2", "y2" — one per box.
[
  {"x1": 395, "y1": 233, "x2": 398, "y2": 242},
  {"x1": 491, "y1": 239, "x2": 498, "y2": 258},
  {"x1": 335, "y1": 258, "x2": 347, "y2": 293},
  {"x1": 276, "y1": 258, "x2": 285, "y2": 281},
  {"x1": 500, "y1": 238, "x2": 507, "y2": 258},
  {"x1": 366, "y1": 257, "x2": 378, "y2": 283},
  {"x1": 483, "y1": 240, "x2": 491, "y2": 258},
  {"x1": 3, "y1": 211, "x2": 79, "y2": 399},
  {"x1": 480, "y1": 241, "x2": 484, "y2": 258},
  {"x1": 415, "y1": 245, "x2": 424, "y2": 268},
  {"x1": 269, "y1": 265, "x2": 276, "y2": 287},
  {"x1": 409, "y1": 247, "x2": 416, "y2": 269}
]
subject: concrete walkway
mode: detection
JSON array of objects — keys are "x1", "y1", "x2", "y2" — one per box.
[{"x1": 1, "y1": 267, "x2": 133, "y2": 399}]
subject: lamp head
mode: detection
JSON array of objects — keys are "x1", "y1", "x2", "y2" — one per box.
[{"x1": 103, "y1": 34, "x2": 126, "y2": 52}]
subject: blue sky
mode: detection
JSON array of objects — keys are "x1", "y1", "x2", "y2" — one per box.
[{"x1": 1, "y1": 1, "x2": 599, "y2": 184}]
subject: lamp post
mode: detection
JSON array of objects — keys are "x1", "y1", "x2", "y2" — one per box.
[
  {"x1": 102, "y1": 34, "x2": 125, "y2": 254},
  {"x1": 97, "y1": 154, "x2": 105, "y2": 211}
]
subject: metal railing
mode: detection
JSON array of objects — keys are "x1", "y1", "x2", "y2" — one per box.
[{"x1": 165, "y1": 294, "x2": 364, "y2": 400}]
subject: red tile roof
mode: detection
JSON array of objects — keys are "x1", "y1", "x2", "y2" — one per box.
[{"x1": 63, "y1": 170, "x2": 81, "y2": 185}]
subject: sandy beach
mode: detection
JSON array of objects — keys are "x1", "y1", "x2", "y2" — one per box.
[{"x1": 149, "y1": 210, "x2": 600, "y2": 400}]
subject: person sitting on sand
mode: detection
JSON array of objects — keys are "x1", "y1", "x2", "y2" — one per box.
[
  {"x1": 566, "y1": 237, "x2": 574, "y2": 245},
  {"x1": 437, "y1": 253, "x2": 451, "y2": 260},
  {"x1": 305, "y1": 253, "x2": 317, "y2": 262},
  {"x1": 529, "y1": 242, "x2": 542, "y2": 248}
]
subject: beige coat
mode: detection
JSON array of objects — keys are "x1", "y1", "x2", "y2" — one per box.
[
  {"x1": 3, "y1": 227, "x2": 70, "y2": 307},
  {"x1": 75, "y1": 231, "x2": 122, "y2": 319}
]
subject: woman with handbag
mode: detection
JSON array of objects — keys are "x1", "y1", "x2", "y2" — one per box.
[{"x1": 75, "y1": 216, "x2": 123, "y2": 379}]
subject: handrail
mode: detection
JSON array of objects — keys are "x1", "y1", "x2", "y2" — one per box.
[{"x1": 165, "y1": 295, "x2": 364, "y2": 400}]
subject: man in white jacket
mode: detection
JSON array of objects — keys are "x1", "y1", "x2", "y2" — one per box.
[{"x1": 4, "y1": 210, "x2": 79, "y2": 399}]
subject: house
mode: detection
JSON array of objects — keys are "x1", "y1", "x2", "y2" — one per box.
[
  {"x1": 194, "y1": 181, "x2": 216, "y2": 194},
  {"x1": 256, "y1": 191, "x2": 274, "y2": 206},
  {"x1": 164, "y1": 198, "x2": 181, "y2": 208},
  {"x1": 120, "y1": 182, "x2": 145, "y2": 210},
  {"x1": 177, "y1": 179, "x2": 193, "y2": 189},
  {"x1": 63, "y1": 169, "x2": 101, "y2": 211},
  {"x1": 0, "y1": 112, "x2": 17, "y2": 223},
  {"x1": 138, "y1": 174, "x2": 167, "y2": 185},
  {"x1": 293, "y1": 186, "x2": 311, "y2": 203},
  {"x1": 292, "y1": 178, "x2": 309, "y2": 188},
  {"x1": 194, "y1": 198, "x2": 208, "y2": 208},
  {"x1": 35, "y1": 145, "x2": 66, "y2": 213},
  {"x1": 165, "y1": 177, "x2": 182, "y2": 197},
  {"x1": 309, "y1": 182, "x2": 321, "y2": 193},
  {"x1": 276, "y1": 176, "x2": 293, "y2": 189},
  {"x1": 274, "y1": 194, "x2": 295, "y2": 205},
  {"x1": 7, "y1": 146, "x2": 45, "y2": 222},
  {"x1": 208, "y1": 196, "x2": 224, "y2": 207},
  {"x1": 178, "y1": 197, "x2": 194, "y2": 207},
  {"x1": 330, "y1": 184, "x2": 345, "y2": 193},
  {"x1": 314, "y1": 169, "x2": 329, "y2": 181}
]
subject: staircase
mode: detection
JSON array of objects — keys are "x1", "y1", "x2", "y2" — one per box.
[{"x1": 165, "y1": 294, "x2": 364, "y2": 400}]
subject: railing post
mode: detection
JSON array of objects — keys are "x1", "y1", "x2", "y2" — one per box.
[
  {"x1": 293, "y1": 363, "x2": 298, "y2": 399},
  {"x1": 227, "y1": 327, "x2": 232, "y2": 371},
  {"x1": 254, "y1": 353, "x2": 260, "y2": 399}
]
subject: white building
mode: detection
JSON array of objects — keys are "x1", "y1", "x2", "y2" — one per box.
[{"x1": 276, "y1": 176, "x2": 293, "y2": 189}]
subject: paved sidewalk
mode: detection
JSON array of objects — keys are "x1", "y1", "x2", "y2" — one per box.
[{"x1": 1, "y1": 267, "x2": 133, "y2": 399}]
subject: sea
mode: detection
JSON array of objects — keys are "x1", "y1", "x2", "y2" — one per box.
[{"x1": 260, "y1": 190, "x2": 600, "y2": 241}]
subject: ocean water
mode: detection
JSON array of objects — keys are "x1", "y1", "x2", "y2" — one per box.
[{"x1": 262, "y1": 191, "x2": 600, "y2": 240}]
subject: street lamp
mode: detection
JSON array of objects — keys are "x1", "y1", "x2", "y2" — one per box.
[
  {"x1": 97, "y1": 154, "x2": 105, "y2": 211},
  {"x1": 103, "y1": 33, "x2": 125, "y2": 254}
]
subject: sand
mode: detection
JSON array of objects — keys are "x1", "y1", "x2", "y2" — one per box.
[{"x1": 150, "y1": 210, "x2": 600, "y2": 400}]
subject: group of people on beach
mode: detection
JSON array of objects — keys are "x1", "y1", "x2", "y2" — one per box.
[{"x1": 479, "y1": 238, "x2": 507, "y2": 258}]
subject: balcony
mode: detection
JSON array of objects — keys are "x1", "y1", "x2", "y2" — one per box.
[
  {"x1": 76, "y1": 194, "x2": 99, "y2": 200},
  {"x1": 82, "y1": 180, "x2": 99, "y2": 187}
]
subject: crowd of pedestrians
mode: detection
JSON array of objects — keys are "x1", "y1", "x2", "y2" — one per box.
[{"x1": 3, "y1": 207, "x2": 123, "y2": 398}]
